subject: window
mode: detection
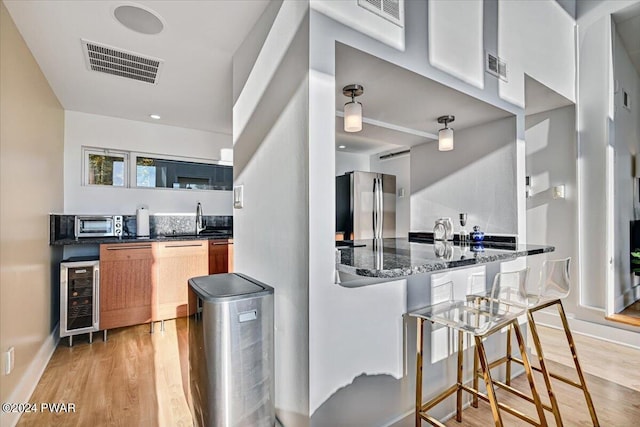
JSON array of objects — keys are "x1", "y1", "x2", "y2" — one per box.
[
  {"x1": 135, "y1": 156, "x2": 232, "y2": 190},
  {"x1": 81, "y1": 146, "x2": 232, "y2": 191},
  {"x1": 83, "y1": 148, "x2": 128, "y2": 187}
]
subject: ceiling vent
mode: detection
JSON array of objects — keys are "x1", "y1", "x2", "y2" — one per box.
[
  {"x1": 485, "y1": 51, "x2": 508, "y2": 82},
  {"x1": 81, "y1": 39, "x2": 163, "y2": 84},
  {"x1": 358, "y1": 0, "x2": 404, "y2": 28}
]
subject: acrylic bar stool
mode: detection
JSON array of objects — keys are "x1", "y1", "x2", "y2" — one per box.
[
  {"x1": 410, "y1": 269, "x2": 548, "y2": 427},
  {"x1": 472, "y1": 258, "x2": 599, "y2": 427}
]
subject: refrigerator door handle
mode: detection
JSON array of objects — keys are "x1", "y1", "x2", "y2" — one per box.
[
  {"x1": 373, "y1": 177, "x2": 384, "y2": 239},
  {"x1": 372, "y1": 178, "x2": 378, "y2": 239}
]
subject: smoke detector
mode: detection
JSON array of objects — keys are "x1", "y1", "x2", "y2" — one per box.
[{"x1": 81, "y1": 39, "x2": 164, "y2": 84}]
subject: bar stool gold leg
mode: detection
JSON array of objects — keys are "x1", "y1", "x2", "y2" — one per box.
[
  {"x1": 556, "y1": 301, "x2": 600, "y2": 426},
  {"x1": 456, "y1": 330, "x2": 464, "y2": 422},
  {"x1": 472, "y1": 347, "x2": 479, "y2": 408},
  {"x1": 512, "y1": 322, "x2": 548, "y2": 427},
  {"x1": 472, "y1": 297, "x2": 480, "y2": 409},
  {"x1": 505, "y1": 325, "x2": 512, "y2": 386},
  {"x1": 475, "y1": 336, "x2": 504, "y2": 427},
  {"x1": 528, "y1": 310, "x2": 563, "y2": 426},
  {"x1": 416, "y1": 318, "x2": 424, "y2": 427}
]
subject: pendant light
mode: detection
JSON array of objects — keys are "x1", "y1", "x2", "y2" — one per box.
[
  {"x1": 437, "y1": 115, "x2": 455, "y2": 151},
  {"x1": 343, "y1": 84, "x2": 364, "y2": 132}
]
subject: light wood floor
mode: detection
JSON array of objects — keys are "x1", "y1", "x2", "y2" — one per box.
[
  {"x1": 17, "y1": 320, "x2": 640, "y2": 426},
  {"x1": 444, "y1": 324, "x2": 640, "y2": 426},
  {"x1": 18, "y1": 319, "x2": 193, "y2": 427}
]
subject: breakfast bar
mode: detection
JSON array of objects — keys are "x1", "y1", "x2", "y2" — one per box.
[{"x1": 335, "y1": 235, "x2": 555, "y2": 287}]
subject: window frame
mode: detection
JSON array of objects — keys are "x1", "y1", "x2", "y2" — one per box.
[
  {"x1": 82, "y1": 147, "x2": 129, "y2": 187},
  {"x1": 80, "y1": 146, "x2": 232, "y2": 192}
]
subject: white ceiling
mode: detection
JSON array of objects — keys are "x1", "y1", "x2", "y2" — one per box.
[
  {"x1": 614, "y1": 3, "x2": 640, "y2": 76},
  {"x1": 3, "y1": 0, "x2": 270, "y2": 134},
  {"x1": 335, "y1": 43, "x2": 513, "y2": 154}
]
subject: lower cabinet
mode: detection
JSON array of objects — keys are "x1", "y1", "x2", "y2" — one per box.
[
  {"x1": 99, "y1": 239, "x2": 211, "y2": 330},
  {"x1": 209, "y1": 239, "x2": 234, "y2": 274},
  {"x1": 99, "y1": 243, "x2": 155, "y2": 330},
  {"x1": 155, "y1": 240, "x2": 208, "y2": 320}
]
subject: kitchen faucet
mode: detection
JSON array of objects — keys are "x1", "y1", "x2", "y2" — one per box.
[{"x1": 196, "y1": 202, "x2": 205, "y2": 234}]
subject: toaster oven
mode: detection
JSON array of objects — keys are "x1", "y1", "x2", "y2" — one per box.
[{"x1": 75, "y1": 215, "x2": 123, "y2": 238}]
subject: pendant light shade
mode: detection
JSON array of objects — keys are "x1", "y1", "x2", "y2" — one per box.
[
  {"x1": 437, "y1": 115, "x2": 455, "y2": 152},
  {"x1": 344, "y1": 101, "x2": 362, "y2": 132},
  {"x1": 438, "y1": 127, "x2": 454, "y2": 151},
  {"x1": 343, "y1": 84, "x2": 364, "y2": 133}
]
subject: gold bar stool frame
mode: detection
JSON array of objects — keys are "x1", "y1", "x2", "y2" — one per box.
[
  {"x1": 410, "y1": 269, "x2": 548, "y2": 427},
  {"x1": 473, "y1": 258, "x2": 599, "y2": 427}
]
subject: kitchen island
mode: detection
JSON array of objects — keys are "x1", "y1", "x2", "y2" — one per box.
[{"x1": 336, "y1": 235, "x2": 554, "y2": 287}]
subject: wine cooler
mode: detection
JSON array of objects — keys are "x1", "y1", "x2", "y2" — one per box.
[{"x1": 60, "y1": 259, "x2": 99, "y2": 346}]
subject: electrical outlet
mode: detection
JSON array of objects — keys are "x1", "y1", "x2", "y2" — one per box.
[{"x1": 4, "y1": 347, "x2": 14, "y2": 375}]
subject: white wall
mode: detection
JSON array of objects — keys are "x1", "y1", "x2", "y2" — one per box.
[
  {"x1": 335, "y1": 151, "x2": 370, "y2": 175},
  {"x1": 307, "y1": 2, "x2": 526, "y2": 424},
  {"x1": 370, "y1": 152, "x2": 411, "y2": 238},
  {"x1": 575, "y1": 12, "x2": 612, "y2": 312},
  {"x1": 497, "y1": 0, "x2": 576, "y2": 107},
  {"x1": 1, "y1": 5, "x2": 64, "y2": 424},
  {"x1": 63, "y1": 111, "x2": 232, "y2": 215},
  {"x1": 525, "y1": 105, "x2": 579, "y2": 310},
  {"x1": 410, "y1": 117, "x2": 518, "y2": 235},
  {"x1": 428, "y1": 0, "x2": 484, "y2": 89},
  {"x1": 310, "y1": 0, "x2": 404, "y2": 51},
  {"x1": 613, "y1": 27, "x2": 640, "y2": 311},
  {"x1": 232, "y1": 2, "x2": 310, "y2": 424}
]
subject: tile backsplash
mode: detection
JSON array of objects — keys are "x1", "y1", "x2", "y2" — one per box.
[{"x1": 50, "y1": 214, "x2": 232, "y2": 242}]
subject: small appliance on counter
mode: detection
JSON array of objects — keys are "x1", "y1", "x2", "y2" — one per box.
[
  {"x1": 60, "y1": 258, "x2": 100, "y2": 346},
  {"x1": 136, "y1": 207, "x2": 150, "y2": 238},
  {"x1": 75, "y1": 215, "x2": 122, "y2": 238}
]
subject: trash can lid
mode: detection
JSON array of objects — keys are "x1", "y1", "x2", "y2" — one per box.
[{"x1": 188, "y1": 273, "x2": 274, "y2": 302}]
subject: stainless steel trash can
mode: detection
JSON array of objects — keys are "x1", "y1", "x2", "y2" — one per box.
[{"x1": 188, "y1": 273, "x2": 275, "y2": 427}]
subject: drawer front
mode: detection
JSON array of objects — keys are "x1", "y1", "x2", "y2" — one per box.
[
  {"x1": 156, "y1": 240, "x2": 208, "y2": 258},
  {"x1": 100, "y1": 243, "x2": 154, "y2": 261}
]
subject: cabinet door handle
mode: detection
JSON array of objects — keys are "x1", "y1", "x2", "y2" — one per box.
[
  {"x1": 211, "y1": 242, "x2": 229, "y2": 246},
  {"x1": 106, "y1": 245, "x2": 152, "y2": 250},
  {"x1": 164, "y1": 243, "x2": 204, "y2": 248}
]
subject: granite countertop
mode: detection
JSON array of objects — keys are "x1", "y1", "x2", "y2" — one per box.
[
  {"x1": 51, "y1": 232, "x2": 232, "y2": 246},
  {"x1": 336, "y1": 237, "x2": 554, "y2": 284}
]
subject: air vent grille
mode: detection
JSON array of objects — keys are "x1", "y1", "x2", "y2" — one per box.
[
  {"x1": 358, "y1": 0, "x2": 404, "y2": 27},
  {"x1": 485, "y1": 51, "x2": 508, "y2": 82},
  {"x1": 82, "y1": 39, "x2": 163, "y2": 84}
]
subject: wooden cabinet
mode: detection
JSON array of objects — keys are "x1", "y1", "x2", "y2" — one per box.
[
  {"x1": 209, "y1": 239, "x2": 233, "y2": 274},
  {"x1": 99, "y1": 243, "x2": 155, "y2": 330},
  {"x1": 155, "y1": 240, "x2": 208, "y2": 320},
  {"x1": 99, "y1": 238, "x2": 229, "y2": 330}
]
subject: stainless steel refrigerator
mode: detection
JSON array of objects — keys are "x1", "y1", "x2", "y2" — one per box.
[{"x1": 336, "y1": 171, "x2": 396, "y2": 240}]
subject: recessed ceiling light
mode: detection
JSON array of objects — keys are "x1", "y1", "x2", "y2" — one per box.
[
  {"x1": 149, "y1": 114, "x2": 161, "y2": 120},
  {"x1": 338, "y1": 145, "x2": 346, "y2": 149},
  {"x1": 114, "y1": 5, "x2": 164, "y2": 35}
]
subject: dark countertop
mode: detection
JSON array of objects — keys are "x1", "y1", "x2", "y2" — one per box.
[
  {"x1": 336, "y1": 237, "x2": 554, "y2": 285},
  {"x1": 51, "y1": 232, "x2": 232, "y2": 246}
]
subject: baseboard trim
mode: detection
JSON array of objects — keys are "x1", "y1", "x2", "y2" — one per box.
[
  {"x1": 534, "y1": 311, "x2": 640, "y2": 349},
  {"x1": 1, "y1": 324, "x2": 59, "y2": 427}
]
